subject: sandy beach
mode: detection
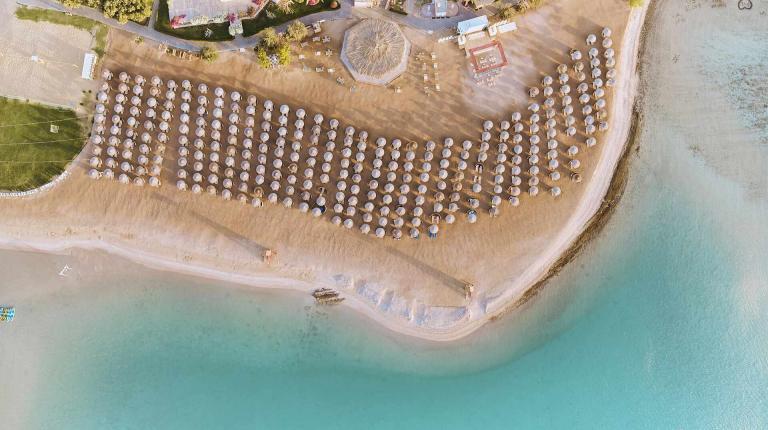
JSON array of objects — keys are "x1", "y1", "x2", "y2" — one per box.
[{"x1": 0, "y1": 0, "x2": 649, "y2": 341}]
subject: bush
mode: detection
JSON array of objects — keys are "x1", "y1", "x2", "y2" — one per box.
[
  {"x1": 62, "y1": 0, "x2": 84, "y2": 8},
  {"x1": 61, "y1": 0, "x2": 101, "y2": 8},
  {"x1": 286, "y1": 21, "x2": 308, "y2": 42},
  {"x1": 274, "y1": 0, "x2": 294, "y2": 14},
  {"x1": 261, "y1": 27, "x2": 280, "y2": 48},
  {"x1": 102, "y1": 0, "x2": 151, "y2": 24},
  {"x1": 200, "y1": 46, "x2": 219, "y2": 63},
  {"x1": 276, "y1": 43, "x2": 291, "y2": 66},
  {"x1": 629, "y1": 0, "x2": 644, "y2": 6},
  {"x1": 256, "y1": 47, "x2": 272, "y2": 68}
]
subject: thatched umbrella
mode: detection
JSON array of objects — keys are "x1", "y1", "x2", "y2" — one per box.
[{"x1": 340, "y1": 19, "x2": 411, "y2": 86}]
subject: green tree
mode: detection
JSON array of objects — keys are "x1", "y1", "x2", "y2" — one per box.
[
  {"x1": 102, "y1": 0, "x2": 150, "y2": 24},
  {"x1": 255, "y1": 47, "x2": 272, "y2": 68},
  {"x1": 61, "y1": 0, "x2": 84, "y2": 8},
  {"x1": 61, "y1": 0, "x2": 101, "y2": 8},
  {"x1": 286, "y1": 21, "x2": 309, "y2": 42},
  {"x1": 200, "y1": 46, "x2": 219, "y2": 63},
  {"x1": 261, "y1": 27, "x2": 280, "y2": 49},
  {"x1": 276, "y1": 43, "x2": 291, "y2": 66},
  {"x1": 629, "y1": 0, "x2": 643, "y2": 6}
]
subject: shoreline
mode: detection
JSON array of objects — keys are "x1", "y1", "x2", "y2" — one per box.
[
  {"x1": 0, "y1": 2, "x2": 651, "y2": 342},
  {"x1": 496, "y1": 0, "x2": 659, "y2": 317}
]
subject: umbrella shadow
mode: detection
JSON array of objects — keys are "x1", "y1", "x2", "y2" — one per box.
[
  {"x1": 378, "y1": 242, "x2": 468, "y2": 297},
  {"x1": 150, "y1": 192, "x2": 268, "y2": 258}
]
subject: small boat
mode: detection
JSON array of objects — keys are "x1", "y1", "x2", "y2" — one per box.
[
  {"x1": 317, "y1": 296, "x2": 345, "y2": 305},
  {"x1": 0, "y1": 306, "x2": 15, "y2": 322},
  {"x1": 312, "y1": 288, "x2": 339, "y2": 299},
  {"x1": 312, "y1": 289, "x2": 344, "y2": 304}
]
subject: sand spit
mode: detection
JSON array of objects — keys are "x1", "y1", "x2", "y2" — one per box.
[{"x1": 0, "y1": 0, "x2": 649, "y2": 341}]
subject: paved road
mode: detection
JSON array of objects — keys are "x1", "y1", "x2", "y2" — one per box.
[{"x1": 15, "y1": 0, "x2": 485, "y2": 53}]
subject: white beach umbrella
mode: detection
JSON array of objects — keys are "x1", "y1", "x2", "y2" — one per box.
[{"x1": 570, "y1": 49, "x2": 582, "y2": 61}]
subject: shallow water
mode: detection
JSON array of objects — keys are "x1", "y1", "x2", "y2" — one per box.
[{"x1": 2, "y1": 1, "x2": 768, "y2": 428}]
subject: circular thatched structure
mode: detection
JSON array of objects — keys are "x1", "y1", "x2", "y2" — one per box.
[{"x1": 341, "y1": 19, "x2": 410, "y2": 86}]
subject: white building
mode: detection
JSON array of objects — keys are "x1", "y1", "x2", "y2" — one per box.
[{"x1": 456, "y1": 15, "x2": 489, "y2": 35}]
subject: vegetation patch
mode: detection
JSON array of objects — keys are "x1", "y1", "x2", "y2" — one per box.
[
  {"x1": 253, "y1": 23, "x2": 307, "y2": 68},
  {"x1": 57, "y1": 0, "x2": 152, "y2": 24},
  {"x1": 154, "y1": 0, "x2": 333, "y2": 41},
  {"x1": 200, "y1": 46, "x2": 220, "y2": 63},
  {"x1": 153, "y1": 0, "x2": 235, "y2": 41},
  {"x1": 15, "y1": 6, "x2": 109, "y2": 57},
  {"x1": 388, "y1": 0, "x2": 407, "y2": 15},
  {"x1": 497, "y1": 0, "x2": 545, "y2": 18},
  {"x1": 0, "y1": 98, "x2": 86, "y2": 191},
  {"x1": 242, "y1": 0, "x2": 335, "y2": 38}
]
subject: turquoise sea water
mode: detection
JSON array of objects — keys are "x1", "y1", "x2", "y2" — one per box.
[{"x1": 2, "y1": 2, "x2": 767, "y2": 429}]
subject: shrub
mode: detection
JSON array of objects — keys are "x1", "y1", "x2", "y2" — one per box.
[
  {"x1": 274, "y1": 0, "x2": 294, "y2": 14},
  {"x1": 261, "y1": 27, "x2": 280, "y2": 49},
  {"x1": 629, "y1": 0, "x2": 644, "y2": 6},
  {"x1": 61, "y1": 0, "x2": 101, "y2": 8},
  {"x1": 286, "y1": 21, "x2": 309, "y2": 42},
  {"x1": 255, "y1": 47, "x2": 270, "y2": 68},
  {"x1": 62, "y1": 0, "x2": 85, "y2": 8},
  {"x1": 276, "y1": 43, "x2": 291, "y2": 66},
  {"x1": 200, "y1": 46, "x2": 219, "y2": 63}
]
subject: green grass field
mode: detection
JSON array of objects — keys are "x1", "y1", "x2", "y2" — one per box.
[
  {"x1": 0, "y1": 98, "x2": 87, "y2": 192},
  {"x1": 15, "y1": 6, "x2": 109, "y2": 57}
]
